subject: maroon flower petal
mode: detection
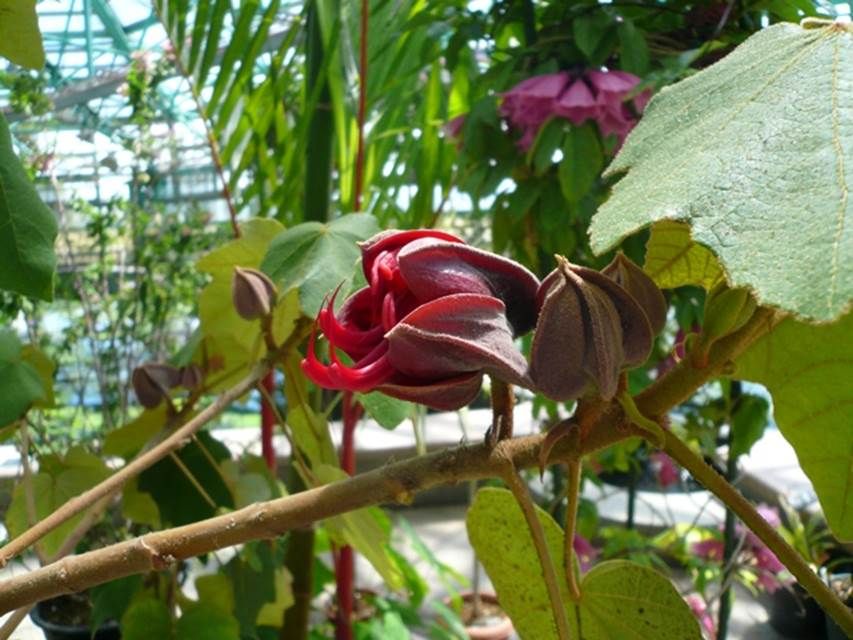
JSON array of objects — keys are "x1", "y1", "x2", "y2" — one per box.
[
  {"x1": 359, "y1": 229, "x2": 463, "y2": 283},
  {"x1": 397, "y1": 238, "x2": 540, "y2": 335},
  {"x1": 386, "y1": 293, "x2": 532, "y2": 389},
  {"x1": 554, "y1": 78, "x2": 600, "y2": 125},
  {"x1": 378, "y1": 372, "x2": 483, "y2": 411}
]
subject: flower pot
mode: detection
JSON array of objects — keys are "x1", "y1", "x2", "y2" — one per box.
[
  {"x1": 30, "y1": 594, "x2": 121, "y2": 640},
  {"x1": 456, "y1": 592, "x2": 514, "y2": 640},
  {"x1": 766, "y1": 583, "x2": 825, "y2": 639},
  {"x1": 824, "y1": 572, "x2": 851, "y2": 640}
]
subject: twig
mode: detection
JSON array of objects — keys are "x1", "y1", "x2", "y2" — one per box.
[
  {"x1": 563, "y1": 457, "x2": 582, "y2": 601},
  {"x1": 500, "y1": 457, "x2": 571, "y2": 640}
]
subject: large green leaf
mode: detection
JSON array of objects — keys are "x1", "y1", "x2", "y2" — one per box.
[
  {"x1": 260, "y1": 213, "x2": 379, "y2": 316},
  {"x1": 735, "y1": 311, "x2": 853, "y2": 540},
  {"x1": 0, "y1": 113, "x2": 57, "y2": 300},
  {"x1": 574, "y1": 560, "x2": 702, "y2": 639},
  {"x1": 466, "y1": 487, "x2": 568, "y2": 640},
  {"x1": 0, "y1": 0, "x2": 45, "y2": 68},
  {"x1": 466, "y1": 488, "x2": 701, "y2": 640},
  {"x1": 591, "y1": 22, "x2": 853, "y2": 322},
  {"x1": 0, "y1": 329, "x2": 45, "y2": 427}
]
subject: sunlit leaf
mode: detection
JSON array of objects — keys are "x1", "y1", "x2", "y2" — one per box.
[
  {"x1": 0, "y1": 0, "x2": 45, "y2": 68},
  {"x1": 736, "y1": 311, "x2": 853, "y2": 539},
  {"x1": 643, "y1": 221, "x2": 724, "y2": 290},
  {"x1": 0, "y1": 329, "x2": 45, "y2": 427}
]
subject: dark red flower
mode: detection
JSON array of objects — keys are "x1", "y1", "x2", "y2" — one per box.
[{"x1": 302, "y1": 230, "x2": 540, "y2": 410}]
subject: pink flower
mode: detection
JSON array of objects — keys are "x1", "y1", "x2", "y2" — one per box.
[
  {"x1": 650, "y1": 452, "x2": 680, "y2": 487},
  {"x1": 572, "y1": 534, "x2": 600, "y2": 572},
  {"x1": 302, "y1": 230, "x2": 539, "y2": 410},
  {"x1": 684, "y1": 594, "x2": 716, "y2": 639},
  {"x1": 500, "y1": 70, "x2": 651, "y2": 150},
  {"x1": 692, "y1": 538, "x2": 724, "y2": 561},
  {"x1": 444, "y1": 114, "x2": 466, "y2": 143}
]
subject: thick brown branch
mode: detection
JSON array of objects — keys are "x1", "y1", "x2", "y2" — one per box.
[{"x1": 0, "y1": 308, "x2": 778, "y2": 614}]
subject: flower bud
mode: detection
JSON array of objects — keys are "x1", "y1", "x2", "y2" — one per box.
[
  {"x1": 601, "y1": 253, "x2": 667, "y2": 335},
  {"x1": 232, "y1": 267, "x2": 277, "y2": 321},
  {"x1": 702, "y1": 284, "x2": 756, "y2": 344},
  {"x1": 179, "y1": 364, "x2": 204, "y2": 390},
  {"x1": 530, "y1": 257, "x2": 655, "y2": 402},
  {"x1": 132, "y1": 362, "x2": 180, "y2": 408}
]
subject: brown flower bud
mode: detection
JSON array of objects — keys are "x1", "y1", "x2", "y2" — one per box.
[
  {"x1": 132, "y1": 362, "x2": 180, "y2": 408},
  {"x1": 601, "y1": 253, "x2": 667, "y2": 335},
  {"x1": 232, "y1": 267, "x2": 277, "y2": 320},
  {"x1": 530, "y1": 257, "x2": 655, "y2": 402},
  {"x1": 179, "y1": 364, "x2": 204, "y2": 390}
]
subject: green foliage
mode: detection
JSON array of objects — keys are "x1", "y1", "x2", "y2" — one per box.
[
  {"x1": 592, "y1": 22, "x2": 853, "y2": 321},
  {"x1": 91, "y1": 575, "x2": 144, "y2": 633},
  {"x1": 357, "y1": 391, "x2": 415, "y2": 430},
  {"x1": 574, "y1": 560, "x2": 701, "y2": 639},
  {"x1": 467, "y1": 488, "x2": 700, "y2": 639},
  {"x1": 643, "y1": 221, "x2": 723, "y2": 290},
  {"x1": 0, "y1": 0, "x2": 45, "y2": 69},
  {"x1": 137, "y1": 431, "x2": 234, "y2": 527},
  {"x1": 730, "y1": 393, "x2": 771, "y2": 458},
  {"x1": 121, "y1": 595, "x2": 173, "y2": 640},
  {"x1": 261, "y1": 213, "x2": 379, "y2": 316},
  {"x1": 5, "y1": 446, "x2": 110, "y2": 557},
  {"x1": 0, "y1": 329, "x2": 45, "y2": 427},
  {"x1": 0, "y1": 113, "x2": 56, "y2": 300},
  {"x1": 736, "y1": 311, "x2": 853, "y2": 540}
]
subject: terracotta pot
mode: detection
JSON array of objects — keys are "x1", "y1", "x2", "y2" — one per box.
[{"x1": 456, "y1": 592, "x2": 514, "y2": 640}]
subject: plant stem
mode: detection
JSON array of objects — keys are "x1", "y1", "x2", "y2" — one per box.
[
  {"x1": 500, "y1": 459, "x2": 571, "y2": 640},
  {"x1": 663, "y1": 430, "x2": 853, "y2": 637},
  {"x1": 353, "y1": 0, "x2": 369, "y2": 211},
  {"x1": 335, "y1": 392, "x2": 361, "y2": 640},
  {"x1": 281, "y1": 467, "x2": 315, "y2": 640},
  {"x1": 563, "y1": 458, "x2": 582, "y2": 601},
  {"x1": 261, "y1": 371, "x2": 277, "y2": 472},
  {"x1": 717, "y1": 381, "x2": 741, "y2": 640}
]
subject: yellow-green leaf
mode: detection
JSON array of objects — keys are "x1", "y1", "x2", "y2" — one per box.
[
  {"x1": 735, "y1": 311, "x2": 853, "y2": 540},
  {"x1": 643, "y1": 221, "x2": 724, "y2": 290},
  {"x1": 0, "y1": 0, "x2": 45, "y2": 69}
]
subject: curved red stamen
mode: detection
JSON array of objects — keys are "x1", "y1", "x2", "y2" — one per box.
[
  {"x1": 328, "y1": 353, "x2": 394, "y2": 392},
  {"x1": 319, "y1": 291, "x2": 383, "y2": 357},
  {"x1": 381, "y1": 292, "x2": 397, "y2": 331},
  {"x1": 301, "y1": 328, "x2": 341, "y2": 389}
]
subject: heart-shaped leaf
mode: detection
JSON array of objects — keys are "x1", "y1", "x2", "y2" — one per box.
[
  {"x1": 735, "y1": 311, "x2": 853, "y2": 540},
  {"x1": 591, "y1": 21, "x2": 853, "y2": 322}
]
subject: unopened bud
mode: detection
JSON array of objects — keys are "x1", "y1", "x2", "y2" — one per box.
[
  {"x1": 179, "y1": 364, "x2": 204, "y2": 390},
  {"x1": 132, "y1": 362, "x2": 180, "y2": 408},
  {"x1": 601, "y1": 253, "x2": 667, "y2": 335},
  {"x1": 703, "y1": 284, "x2": 756, "y2": 344},
  {"x1": 232, "y1": 267, "x2": 277, "y2": 320}
]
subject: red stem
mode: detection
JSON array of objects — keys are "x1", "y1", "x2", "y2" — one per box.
[
  {"x1": 336, "y1": 3, "x2": 368, "y2": 635},
  {"x1": 260, "y1": 372, "x2": 276, "y2": 472},
  {"x1": 353, "y1": 0, "x2": 369, "y2": 211},
  {"x1": 335, "y1": 392, "x2": 362, "y2": 640}
]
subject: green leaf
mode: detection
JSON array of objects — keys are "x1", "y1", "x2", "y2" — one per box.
[
  {"x1": 121, "y1": 596, "x2": 173, "y2": 640},
  {"x1": 195, "y1": 573, "x2": 235, "y2": 613},
  {"x1": 255, "y1": 568, "x2": 294, "y2": 627},
  {"x1": 591, "y1": 22, "x2": 853, "y2": 321},
  {"x1": 316, "y1": 463, "x2": 403, "y2": 590},
  {"x1": 0, "y1": 329, "x2": 45, "y2": 427},
  {"x1": 5, "y1": 446, "x2": 111, "y2": 557},
  {"x1": 121, "y1": 477, "x2": 161, "y2": 528},
  {"x1": 20, "y1": 344, "x2": 54, "y2": 408},
  {"x1": 572, "y1": 560, "x2": 702, "y2": 639},
  {"x1": 357, "y1": 391, "x2": 414, "y2": 430},
  {"x1": 104, "y1": 406, "x2": 168, "y2": 459},
  {"x1": 558, "y1": 123, "x2": 602, "y2": 203},
  {"x1": 730, "y1": 393, "x2": 770, "y2": 458},
  {"x1": 466, "y1": 488, "x2": 701, "y2": 639},
  {"x1": 0, "y1": 114, "x2": 57, "y2": 299},
  {"x1": 137, "y1": 431, "x2": 234, "y2": 526},
  {"x1": 225, "y1": 540, "x2": 287, "y2": 636},
  {"x1": 91, "y1": 575, "x2": 143, "y2": 633},
  {"x1": 573, "y1": 13, "x2": 612, "y2": 61},
  {"x1": 735, "y1": 312, "x2": 853, "y2": 540},
  {"x1": 618, "y1": 20, "x2": 649, "y2": 75},
  {"x1": 0, "y1": 0, "x2": 45, "y2": 68},
  {"x1": 643, "y1": 220, "x2": 724, "y2": 290},
  {"x1": 176, "y1": 603, "x2": 240, "y2": 640},
  {"x1": 466, "y1": 487, "x2": 568, "y2": 640},
  {"x1": 260, "y1": 213, "x2": 380, "y2": 317}
]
